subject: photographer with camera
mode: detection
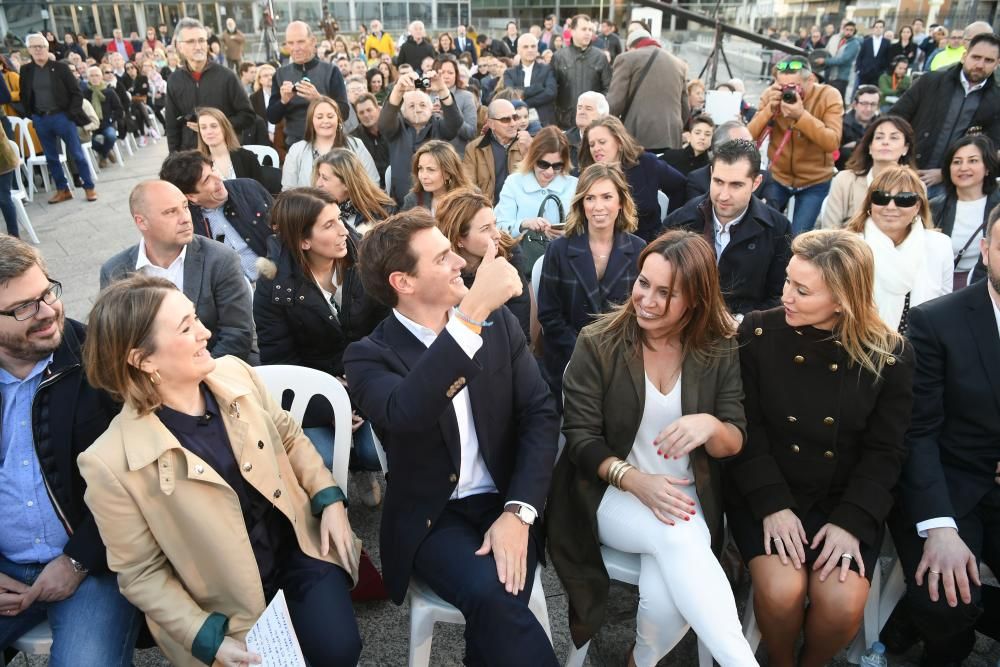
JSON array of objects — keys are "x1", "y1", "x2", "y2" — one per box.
[
  {"x1": 379, "y1": 68, "x2": 463, "y2": 204},
  {"x1": 749, "y1": 55, "x2": 843, "y2": 235}
]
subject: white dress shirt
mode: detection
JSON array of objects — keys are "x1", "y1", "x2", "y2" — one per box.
[
  {"x1": 392, "y1": 309, "x2": 537, "y2": 517},
  {"x1": 712, "y1": 206, "x2": 748, "y2": 260},
  {"x1": 960, "y1": 70, "x2": 989, "y2": 96},
  {"x1": 135, "y1": 239, "x2": 186, "y2": 291},
  {"x1": 522, "y1": 63, "x2": 534, "y2": 89},
  {"x1": 915, "y1": 291, "x2": 1000, "y2": 537},
  {"x1": 871, "y1": 35, "x2": 883, "y2": 55}
]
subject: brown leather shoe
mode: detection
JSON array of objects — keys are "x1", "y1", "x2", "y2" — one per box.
[
  {"x1": 85, "y1": 189, "x2": 98, "y2": 202},
  {"x1": 48, "y1": 189, "x2": 73, "y2": 204}
]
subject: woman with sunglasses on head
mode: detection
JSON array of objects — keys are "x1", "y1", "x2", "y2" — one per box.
[
  {"x1": 496, "y1": 127, "x2": 578, "y2": 238},
  {"x1": 725, "y1": 229, "x2": 913, "y2": 667},
  {"x1": 818, "y1": 115, "x2": 917, "y2": 230},
  {"x1": 846, "y1": 167, "x2": 951, "y2": 333},
  {"x1": 930, "y1": 135, "x2": 1000, "y2": 290}
]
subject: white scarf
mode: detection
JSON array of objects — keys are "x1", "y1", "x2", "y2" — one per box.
[{"x1": 863, "y1": 217, "x2": 927, "y2": 329}]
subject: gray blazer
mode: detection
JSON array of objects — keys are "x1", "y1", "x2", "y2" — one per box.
[{"x1": 100, "y1": 235, "x2": 253, "y2": 361}]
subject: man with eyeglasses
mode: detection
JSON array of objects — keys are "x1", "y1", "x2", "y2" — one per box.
[
  {"x1": 463, "y1": 99, "x2": 526, "y2": 205},
  {"x1": 0, "y1": 236, "x2": 142, "y2": 662},
  {"x1": 19, "y1": 33, "x2": 97, "y2": 203},
  {"x1": 748, "y1": 55, "x2": 843, "y2": 235},
  {"x1": 163, "y1": 17, "x2": 255, "y2": 153},
  {"x1": 837, "y1": 84, "x2": 881, "y2": 169}
]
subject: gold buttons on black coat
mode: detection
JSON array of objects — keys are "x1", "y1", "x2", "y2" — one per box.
[
  {"x1": 794, "y1": 355, "x2": 805, "y2": 364},
  {"x1": 446, "y1": 377, "x2": 467, "y2": 399},
  {"x1": 824, "y1": 451, "x2": 835, "y2": 459},
  {"x1": 754, "y1": 327, "x2": 763, "y2": 336},
  {"x1": 791, "y1": 444, "x2": 801, "y2": 453},
  {"x1": 887, "y1": 356, "x2": 896, "y2": 366},
  {"x1": 823, "y1": 417, "x2": 835, "y2": 425},
  {"x1": 829, "y1": 363, "x2": 839, "y2": 372},
  {"x1": 787, "y1": 416, "x2": 797, "y2": 423},
  {"x1": 242, "y1": 463, "x2": 252, "y2": 472}
]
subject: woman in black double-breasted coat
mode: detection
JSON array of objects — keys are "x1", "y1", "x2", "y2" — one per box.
[{"x1": 725, "y1": 229, "x2": 914, "y2": 667}]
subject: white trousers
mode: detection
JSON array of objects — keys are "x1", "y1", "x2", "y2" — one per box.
[{"x1": 596, "y1": 485, "x2": 758, "y2": 667}]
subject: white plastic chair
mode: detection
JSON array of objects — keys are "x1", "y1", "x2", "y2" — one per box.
[
  {"x1": 243, "y1": 144, "x2": 280, "y2": 168},
  {"x1": 384, "y1": 165, "x2": 392, "y2": 194},
  {"x1": 11, "y1": 620, "x2": 53, "y2": 657},
  {"x1": 565, "y1": 546, "x2": 713, "y2": 667},
  {"x1": 7, "y1": 139, "x2": 40, "y2": 243},
  {"x1": 67, "y1": 140, "x2": 98, "y2": 183},
  {"x1": 124, "y1": 132, "x2": 138, "y2": 155},
  {"x1": 10, "y1": 116, "x2": 68, "y2": 198},
  {"x1": 253, "y1": 365, "x2": 352, "y2": 485},
  {"x1": 658, "y1": 190, "x2": 670, "y2": 224},
  {"x1": 531, "y1": 255, "x2": 544, "y2": 298}
]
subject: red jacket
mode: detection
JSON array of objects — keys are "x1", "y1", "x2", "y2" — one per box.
[{"x1": 107, "y1": 39, "x2": 134, "y2": 59}]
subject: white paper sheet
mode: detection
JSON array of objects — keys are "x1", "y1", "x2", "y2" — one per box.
[
  {"x1": 245, "y1": 590, "x2": 307, "y2": 667},
  {"x1": 704, "y1": 90, "x2": 742, "y2": 124}
]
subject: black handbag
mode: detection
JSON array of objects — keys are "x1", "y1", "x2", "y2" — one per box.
[{"x1": 517, "y1": 193, "x2": 565, "y2": 276}]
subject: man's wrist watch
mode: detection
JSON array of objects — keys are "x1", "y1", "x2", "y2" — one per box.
[
  {"x1": 504, "y1": 504, "x2": 536, "y2": 526},
  {"x1": 67, "y1": 556, "x2": 89, "y2": 574}
]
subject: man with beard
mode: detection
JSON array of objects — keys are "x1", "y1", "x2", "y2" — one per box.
[
  {"x1": 885, "y1": 203, "x2": 1000, "y2": 666},
  {"x1": 891, "y1": 32, "x2": 1000, "y2": 197},
  {"x1": 0, "y1": 237, "x2": 142, "y2": 660}
]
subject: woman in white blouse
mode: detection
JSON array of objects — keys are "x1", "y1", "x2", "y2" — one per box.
[
  {"x1": 282, "y1": 96, "x2": 378, "y2": 190},
  {"x1": 846, "y1": 166, "x2": 952, "y2": 333},
  {"x1": 818, "y1": 116, "x2": 917, "y2": 230}
]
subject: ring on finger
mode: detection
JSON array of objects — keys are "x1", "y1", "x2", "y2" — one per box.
[
  {"x1": 840, "y1": 553, "x2": 854, "y2": 561},
  {"x1": 929, "y1": 569, "x2": 941, "y2": 575}
]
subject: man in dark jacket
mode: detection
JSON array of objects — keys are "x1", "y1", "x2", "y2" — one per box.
[
  {"x1": 267, "y1": 20, "x2": 350, "y2": 149},
  {"x1": 665, "y1": 139, "x2": 791, "y2": 318},
  {"x1": 160, "y1": 151, "x2": 272, "y2": 283},
  {"x1": 837, "y1": 84, "x2": 880, "y2": 170},
  {"x1": 891, "y1": 32, "x2": 1000, "y2": 196},
  {"x1": 0, "y1": 236, "x2": 141, "y2": 660},
  {"x1": 596, "y1": 20, "x2": 624, "y2": 63},
  {"x1": 503, "y1": 33, "x2": 557, "y2": 127},
  {"x1": 855, "y1": 19, "x2": 891, "y2": 85},
  {"x1": 351, "y1": 93, "x2": 390, "y2": 189},
  {"x1": 552, "y1": 15, "x2": 612, "y2": 129},
  {"x1": 164, "y1": 18, "x2": 255, "y2": 152},
  {"x1": 397, "y1": 21, "x2": 437, "y2": 71},
  {"x1": 379, "y1": 71, "x2": 462, "y2": 204},
  {"x1": 19, "y1": 33, "x2": 97, "y2": 203}
]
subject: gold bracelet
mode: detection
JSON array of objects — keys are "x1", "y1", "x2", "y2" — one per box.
[
  {"x1": 608, "y1": 459, "x2": 630, "y2": 490},
  {"x1": 606, "y1": 460, "x2": 625, "y2": 488},
  {"x1": 617, "y1": 463, "x2": 635, "y2": 490}
]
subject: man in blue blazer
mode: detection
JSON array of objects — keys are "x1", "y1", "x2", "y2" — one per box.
[
  {"x1": 455, "y1": 24, "x2": 478, "y2": 65},
  {"x1": 855, "y1": 19, "x2": 891, "y2": 85},
  {"x1": 344, "y1": 209, "x2": 560, "y2": 666},
  {"x1": 503, "y1": 32, "x2": 557, "y2": 127}
]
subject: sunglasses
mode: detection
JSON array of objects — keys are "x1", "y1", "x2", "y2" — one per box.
[
  {"x1": 776, "y1": 60, "x2": 808, "y2": 72},
  {"x1": 490, "y1": 115, "x2": 517, "y2": 124},
  {"x1": 536, "y1": 159, "x2": 564, "y2": 172},
  {"x1": 871, "y1": 190, "x2": 920, "y2": 207}
]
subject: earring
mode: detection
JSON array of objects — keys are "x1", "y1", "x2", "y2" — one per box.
[
  {"x1": 458, "y1": 243, "x2": 464, "y2": 248},
  {"x1": 149, "y1": 370, "x2": 162, "y2": 385}
]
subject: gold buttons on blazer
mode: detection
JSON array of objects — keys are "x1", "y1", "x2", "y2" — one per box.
[
  {"x1": 794, "y1": 355, "x2": 805, "y2": 364},
  {"x1": 823, "y1": 417, "x2": 835, "y2": 425},
  {"x1": 243, "y1": 463, "x2": 252, "y2": 472},
  {"x1": 449, "y1": 473, "x2": 458, "y2": 483},
  {"x1": 887, "y1": 356, "x2": 896, "y2": 366},
  {"x1": 829, "y1": 363, "x2": 839, "y2": 372},
  {"x1": 824, "y1": 451, "x2": 835, "y2": 459},
  {"x1": 754, "y1": 327, "x2": 763, "y2": 336},
  {"x1": 195, "y1": 465, "x2": 205, "y2": 474},
  {"x1": 445, "y1": 377, "x2": 467, "y2": 399},
  {"x1": 273, "y1": 489, "x2": 282, "y2": 499},
  {"x1": 790, "y1": 444, "x2": 801, "y2": 453},
  {"x1": 787, "y1": 416, "x2": 797, "y2": 423}
]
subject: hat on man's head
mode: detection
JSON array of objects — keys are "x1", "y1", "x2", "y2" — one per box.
[{"x1": 626, "y1": 28, "x2": 652, "y2": 48}]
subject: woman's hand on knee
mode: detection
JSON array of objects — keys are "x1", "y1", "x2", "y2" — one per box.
[
  {"x1": 622, "y1": 471, "x2": 696, "y2": 525},
  {"x1": 215, "y1": 637, "x2": 261, "y2": 667},
  {"x1": 762, "y1": 509, "x2": 808, "y2": 569},
  {"x1": 810, "y1": 523, "x2": 864, "y2": 582}
]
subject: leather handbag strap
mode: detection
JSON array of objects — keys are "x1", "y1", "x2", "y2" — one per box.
[
  {"x1": 623, "y1": 50, "x2": 660, "y2": 118},
  {"x1": 537, "y1": 193, "x2": 565, "y2": 224}
]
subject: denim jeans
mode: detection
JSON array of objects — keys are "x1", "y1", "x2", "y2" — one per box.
[
  {"x1": 303, "y1": 420, "x2": 381, "y2": 473},
  {"x1": 91, "y1": 126, "x2": 117, "y2": 158},
  {"x1": 31, "y1": 112, "x2": 94, "y2": 191},
  {"x1": 0, "y1": 170, "x2": 16, "y2": 237},
  {"x1": 0, "y1": 555, "x2": 141, "y2": 666},
  {"x1": 763, "y1": 177, "x2": 832, "y2": 236}
]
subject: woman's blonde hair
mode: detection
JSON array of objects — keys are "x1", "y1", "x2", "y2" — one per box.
[
  {"x1": 578, "y1": 115, "x2": 644, "y2": 170},
  {"x1": 846, "y1": 166, "x2": 933, "y2": 233},
  {"x1": 313, "y1": 148, "x2": 396, "y2": 224},
  {"x1": 434, "y1": 187, "x2": 518, "y2": 262},
  {"x1": 194, "y1": 106, "x2": 241, "y2": 153},
  {"x1": 588, "y1": 230, "x2": 735, "y2": 360},
  {"x1": 564, "y1": 163, "x2": 638, "y2": 237},
  {"x1": 791, "y1": 230, "x2": 904, "y2": 377},
  {"x1": 84, "y1": 275, "x2": 179, "y2": 415},
  {"x1": 254, "y1": 64, "x2": 275, "y2": 92},
  {"x1": 409, "y1": 140, "x2": 473, "y2": 206},
  {"x1": 519, "y1": 126, "x2": 572, "y2": 176}
]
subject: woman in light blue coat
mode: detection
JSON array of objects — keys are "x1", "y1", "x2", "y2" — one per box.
[{"x1": 495, "y1": 126, "x2": 578, "y2": 236}]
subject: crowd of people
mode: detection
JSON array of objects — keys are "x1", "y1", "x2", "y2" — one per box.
[{"x1": 1, "y1": 10, "x2": 1000, "y2": 667}]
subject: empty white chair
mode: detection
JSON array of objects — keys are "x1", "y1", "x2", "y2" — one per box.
[
  {"x1": 7, "y1": 140, "x2": 40, "y2": 243},
  {"x1": 565, "y1": 546, "x2": 713, "y2": 667},
  {"x1": 252, "y1": 365, "x2": 351, "y2": 484},
  {"x1": 10, "y1": 116, "x2": 68, "y2": 198},
  {"x1": 11, "y1": 620, "x2": 53, "y2": 657},
  {"x1": 243, "y1": 144, "x2": 280, "y2": 168}
]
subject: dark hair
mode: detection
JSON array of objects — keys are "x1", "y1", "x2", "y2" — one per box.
[
  {"x1": 271, "y1": 187, "x2": 352, "y2": 282},
  {"x1": 520, "y1": 126, "x2": 572, "y2": 175},
  {"x1": 844, "y1": 21, "x2": 856, "y2": 29},
  {"x1": 891, "y1": 55, "x2": 910, "y2": 68},
  {"x1": 853, "y1": 84, "x2": 880, "y2": 101},
  {"x1": 940, "y1": 134, "x2": 1000, "y2": 198},
  {"x1": 358, "y1": 208, "x2": 438, "y2": 307},
  {"x1": 873, "y1": 19, "x2": 885, "y2": 27},
  {"x1": 433, "y1": 53, "x2": 463, "y2": 88},
  {"x1": 159, "y1": 150, "x2": 212, "y2": 194},
  {"x1": 570, "y1": 14, "x2": 592, "y2": 29},
  {"x1": 969, "y1": 33, "x2": 1000, "y2": 52},
  {"x1": 476, "y1": 34, "x2": 488, "y2": 45},
  {"x1": 689, "y1": 113, "x2": 715, "y2": 131},
  {"x1": 987, "y1": 202, "x2": 1000, "y2": 240},
  {"x1": 303, "y1": 96, "x2": 347, "y2": 146},
  {"x1": 365, "y1": 67, "x2": 383, "y2": 90},
  {"x1": 239, "y1": 61, "x2": 256, "y2": 75},
  {"x1": 710, "y1": 139, "x2": 761, "y2": 178},
  {"x1": 354, "y1": 91, "x2": 378, "y2": 109},
  {"x1": 844, "y1": 115, "x2": 918, "y2": 175}
]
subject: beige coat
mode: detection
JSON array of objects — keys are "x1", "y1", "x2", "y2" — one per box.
[
  {"x1": 78, "y1": 356, "x2": 360, "y2": 667},
  {"x1": 817, "y1": 170, "x2": 869, "y2": 229},
  {"x1": 462, "y1": 129, "x2": 524, "y2": 204},
  {"x1": 607, "y1": 45, "x2": 689, "y2": 151}
]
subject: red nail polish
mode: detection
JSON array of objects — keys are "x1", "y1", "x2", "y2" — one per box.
[{"x1": 684, "y1": 515, "x2": 690, "y2": 521}]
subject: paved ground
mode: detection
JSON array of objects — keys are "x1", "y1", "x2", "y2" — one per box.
[{"x1": 8, "y1": 43, "x2": 1000, "y2": 667}]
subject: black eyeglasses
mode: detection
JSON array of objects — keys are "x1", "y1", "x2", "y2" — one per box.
[
  {"x1": 776, "y1": 60, "x2": 808, "y2": 72},
  {"x1": 0, "y1": 282, "x2": 62, "y2": 321},
  {"x1": 536, "y1": 159, "x2": 565, "y2": 172},
  {"x1": 871, "y1": 190, "x2": 920, "y2": 208}
]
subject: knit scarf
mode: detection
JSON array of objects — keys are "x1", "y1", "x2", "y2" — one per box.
[
  {"x1": 89, "y1": 82, "x2": 106, "y2": 123},
  {"x1": 631, "y1": 38, "x2": 661, "y2": 50},
  {"x1": 863, "y1": 217, "x2": 926, "y2": 329},
  {"x1": 339, "y1": 199, "x2": 359, "y2": 226}
]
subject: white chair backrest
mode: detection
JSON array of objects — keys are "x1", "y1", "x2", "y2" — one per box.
[
  {"x1": 657, "y1": 190, "x2": 669, "y2": 224},
  {"x1": 531, "y1": 255, "x2": 544, "y2": 298},
  {"x1": 253, "y1": 365, "x2": 352, "y2": 486},
  {"x1": 9, "y1": 117, "x2": 36, "y2": 159},
  {"x1": 243, "y1": 144, "x2": 280, "y2": 168},
  {"x1": 7, "y1": 140, "x2": 27, "y2": 196},
  {"x1": 384, "y1": 165, "x2": 392, "y2": 194}
]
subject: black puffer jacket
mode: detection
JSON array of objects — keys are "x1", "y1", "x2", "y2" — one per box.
[
  {"x1": 253, "y1": 232, "x2": 388, "y2": 425},
  {"x1": 163, "y1": 60, "x2": 256, "y2": 152},
  {"x1": 11, "y1": 320, "x2": 121, "y2": 572}
]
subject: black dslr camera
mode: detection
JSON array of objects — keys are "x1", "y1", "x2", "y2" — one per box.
[
  {"x1": 413, "y1": 76, "x2": 432, "y2": 90},
  {"x1": 780, "y1": 84, "x2": 802, "y2": 104}
]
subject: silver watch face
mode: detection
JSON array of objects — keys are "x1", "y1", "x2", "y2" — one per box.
[{"x1": 518, "y1": 507, "x2": 535, "y2": 525}]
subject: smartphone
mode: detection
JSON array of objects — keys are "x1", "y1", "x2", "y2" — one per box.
[{"x1": 549, "y1": 222, "x2": 566, "y2": 230}]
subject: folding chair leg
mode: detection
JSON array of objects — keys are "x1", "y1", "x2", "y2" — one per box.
[
  {"x1": 14, "y1": 199, "x2": 39, "y2": 244},
  {"x1": 407, "y1": 602, "x2": 436, "y2": 667}
]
